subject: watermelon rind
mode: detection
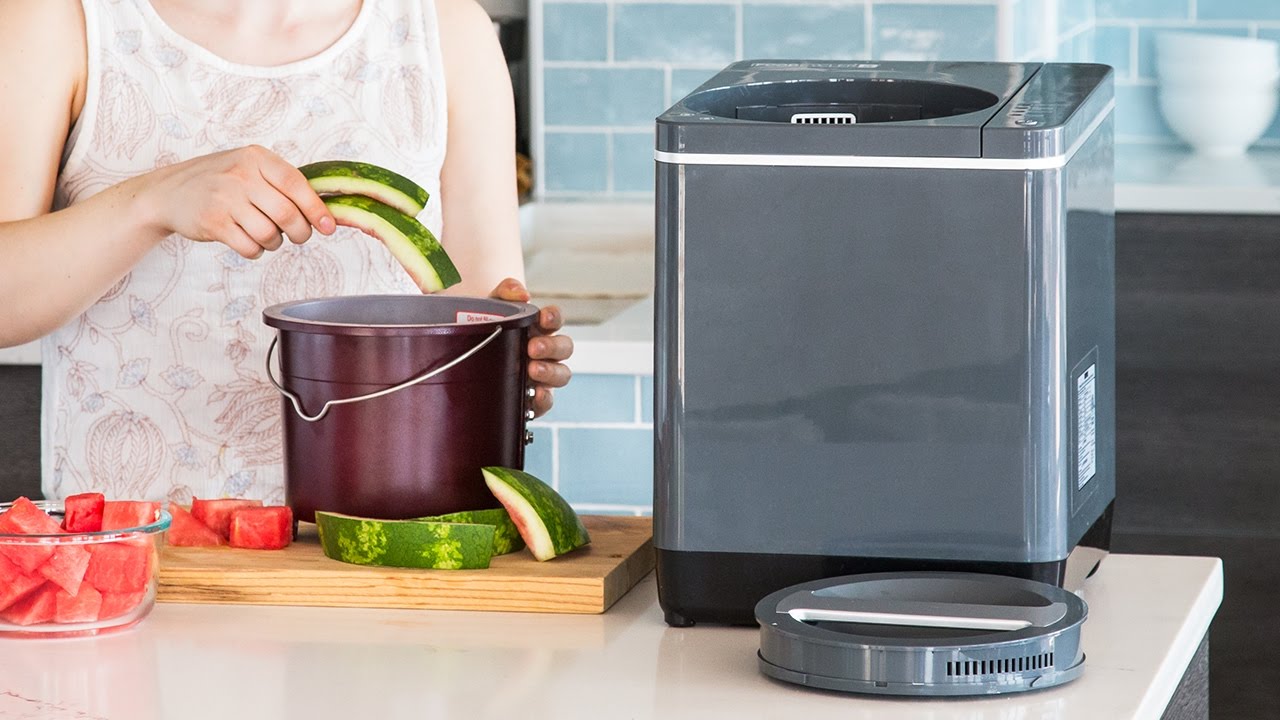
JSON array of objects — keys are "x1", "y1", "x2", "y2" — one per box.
[
  {"x1": 299, "y1": 160, "x2": 430, "y2": 217},
  {"x1": 314, "y1": 512, "x2": 495, "y2": 570},
  {"x1": 323, "y1": 195, "x2": 461, "y2": 292},
  {"x1": 418, "y1": 507, "x2": 525, "y2": 555},
  {"x1": 481, "y1": 467, "x2": 590, "y2": 562}
]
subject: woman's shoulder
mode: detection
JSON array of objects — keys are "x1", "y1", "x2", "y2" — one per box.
[
  {"x1": 433, "y1": 0, "x2": 497, "y2": 48},
  {"x1": 0, "y1": 0, "x2": 88, "y2": 118}
]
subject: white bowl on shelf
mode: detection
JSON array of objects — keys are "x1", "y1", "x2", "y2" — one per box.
[
  {"x1": 1157, "y1": 60, "x2": 1279, "y2": 90},
  {"x1": 1158, "y1": 87, "x2": 1279, "y2": 155},
  {"x1": 1155, "y1": 32, "x2": 1279, "y2": 67}
]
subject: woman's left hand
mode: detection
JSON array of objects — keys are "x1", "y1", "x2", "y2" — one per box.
[{"x1": 490, "y1": 278, "x2": 573, "y2": 418}]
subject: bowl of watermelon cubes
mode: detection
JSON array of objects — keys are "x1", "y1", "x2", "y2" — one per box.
[{"x1": 0, "y1": 494, "x2": 169, "y2": 638}]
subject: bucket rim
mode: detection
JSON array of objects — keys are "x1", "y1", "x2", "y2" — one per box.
[{"x1": 262, "y1": 294, "x2": 540, "y2": 336}]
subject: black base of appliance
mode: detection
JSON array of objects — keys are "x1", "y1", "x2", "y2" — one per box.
[{"x1": 657, "y1": 501, "x2": 1114, "y2": 627}]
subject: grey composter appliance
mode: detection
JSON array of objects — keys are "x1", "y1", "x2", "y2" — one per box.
[{"x1": 653, "y1": 61, "x2": 1116, "y2": 640}]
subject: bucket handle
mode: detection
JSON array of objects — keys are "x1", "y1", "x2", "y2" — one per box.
[{"x1": 265, "y1": 326, "x2": 504, "y2": 422}]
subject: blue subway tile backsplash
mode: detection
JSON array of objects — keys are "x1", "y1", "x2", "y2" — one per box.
[
  {"x1": 542, "y1": 132, "x2": 608, "y2": 192},
  {"x1": 543, "y1": 3, "x2": 609, "y2": 62},
  {"x1": 1096, "y1": 0, "x2": 1190, "y2": 21},
  {"x1": 543, "y1": 374, "x2": 636, "y2": 423},
  {"x1": 1198, "y1": 0, "x2": 1280, "y2": 22},
  {"x1": 1114, "y1": 83, "x2": 1171, "y2": 142},
  {"x1": 557, "y1": 427, "x2": 654, "y2": 508},
  {"x1": 544, "y1": 67, "x2": 666, "y2": 127},
  {"x1": 612, "y1": 131, "x2": 656, "y2": 193},
  {"x1": 615, "y1": 4, "x2": 737, "y2": 63},
  {"x1": 1093, "y1": 25, "x2": 1132, "y2": 78},
  {"x1": 872, "y1": 4, "x2": 998, "y2": 61},
  {"x1": 742, "y1": 4, "x2": 867, "y2": 61},
  {"x1": 669, "y1": 67, "x2": 718, "y2": 105}
]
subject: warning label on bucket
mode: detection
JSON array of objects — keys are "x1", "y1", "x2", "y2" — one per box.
[{"x1": 456, "y1": 311, "x2": 503, "y2": 324}]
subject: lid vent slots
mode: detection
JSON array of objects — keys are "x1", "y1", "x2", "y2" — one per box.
[
  {"x1": 790, "y1": 112, "x2": 856, "y2": 125},
  {"x1": 946, "y1": 652, "x2": 1054, "y2": 677}
]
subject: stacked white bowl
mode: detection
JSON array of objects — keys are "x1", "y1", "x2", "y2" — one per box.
[{"x1": 1156, "y1": 32, "x2": 1280, "y2": 155}]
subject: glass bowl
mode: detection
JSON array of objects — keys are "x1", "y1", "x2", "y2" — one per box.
[{"x1": 0, "y1": 500, "x2": 170, "y2": 638}]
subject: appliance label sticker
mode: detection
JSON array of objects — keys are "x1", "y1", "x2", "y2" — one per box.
[
  {"x1": 456, "y1": 311, "x2": 504, "y2": 324},
  {"x1": 1076, "y1": 365, "x2": 1097, "y2": 489}
]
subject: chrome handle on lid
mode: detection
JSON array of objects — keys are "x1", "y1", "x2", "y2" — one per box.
[{"x1": 776, "y1": 592, "x2": 1069, "y2": 632}]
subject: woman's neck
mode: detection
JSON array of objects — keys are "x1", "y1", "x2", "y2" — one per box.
[{"x1": 147, "y1": 0, "x2": 364, "y2": 67}]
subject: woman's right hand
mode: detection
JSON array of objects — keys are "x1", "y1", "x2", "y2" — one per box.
[{"x1": 139, "y1": 145, "x2": 336, "y2": 259}]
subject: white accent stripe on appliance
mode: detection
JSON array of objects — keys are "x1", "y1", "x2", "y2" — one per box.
[{"x1": 653, "y1": 99, "x2": 1115, "y2": 171}]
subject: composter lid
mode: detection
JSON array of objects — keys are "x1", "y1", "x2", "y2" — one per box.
[
  {"x1": 755, "y1": 571, "x2": 1088, "y2": 697},
  {"x1": 656, "y1": 61, "x2": 1113, "y2": 161}
]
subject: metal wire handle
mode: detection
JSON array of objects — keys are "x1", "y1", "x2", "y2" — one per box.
[{"x1": 265, "y1": 326, "x2": 503, "y2": 423}]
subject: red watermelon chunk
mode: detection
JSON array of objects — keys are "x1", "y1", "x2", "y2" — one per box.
[
  {"x1": 98, "y1": 590, "x2": 147, "y2": 621},
  {"x1": 0, "y1": 584, "x2": 56, "y2": 626},
  {"x1": 85, "y1": 542, "x2": 151, "y2": 594},
  {"x1": 38, "y1": 544, "x2": 91, "y2": 595},
  {"x1": 62, "y1": 492, "x2": 105, "y2": 533},
  {"x1": 55, "y1": 583, "x2": 103, "y2": 624},
  {"x1": 0, "y1": 552, "x2": 45, "y2": 611},
  {"x1": 0, "y1": 497, "x2": 62, "y2": 573},
  {"x1": 192, "y1": 498, "x2": 262, "y2": 540},
  {"x1": 101, "y1": 501, "x2": 161, "y2": 531},
  {"x1": 167, "y1": 503, "x2": 223, "y2": 547},
  {"x1": 228, "y1": 506, "x2": 293, "y2": 550}
]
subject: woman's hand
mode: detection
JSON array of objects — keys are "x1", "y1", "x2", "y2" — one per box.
[
  {"x1": 490, "y1": 278, "x2": 572, "y2": 418},
  {"x1": 139, "y1": 145, "x2": 336, "y2": 258}
]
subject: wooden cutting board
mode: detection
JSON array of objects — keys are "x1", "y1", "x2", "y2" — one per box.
[{"x1": 157, "y1": 515, "x2": 653, "y2": 614}]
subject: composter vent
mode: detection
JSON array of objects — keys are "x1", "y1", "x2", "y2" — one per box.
[
  {"x1": 791, "y1": 112, "x2": 856, "y2": 125},
  {"x1": 946, "y1": 652, "x2": 1055, "y2": 677}
]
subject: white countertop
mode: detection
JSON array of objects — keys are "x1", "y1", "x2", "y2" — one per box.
[
  {"x1": 0, "y1": 554, "x2": 1222, "y2": 720},
  {"x1": 1116, "y1": 143, "x2": 1280, "y2": 215}
]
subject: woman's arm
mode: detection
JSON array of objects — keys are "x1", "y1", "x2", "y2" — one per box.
[
  {"x1": 435, "y1": 0, "x2": 524, "y2": 295},
  {"x1": 0, "y1": 0, "x2": 332, "y2": 349}
]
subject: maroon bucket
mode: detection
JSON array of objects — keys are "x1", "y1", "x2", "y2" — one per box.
[{"x1": 262, "y1": 295, "x2": 538, "y2": 522}]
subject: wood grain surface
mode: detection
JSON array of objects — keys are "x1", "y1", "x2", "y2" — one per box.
[{"x1": 157, "y1": 515, "x2": 653, "y2": 614}]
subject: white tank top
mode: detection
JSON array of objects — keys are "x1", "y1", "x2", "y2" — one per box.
[{"x1": 43, "y1": 0, "x2": 448, "y2": 504}]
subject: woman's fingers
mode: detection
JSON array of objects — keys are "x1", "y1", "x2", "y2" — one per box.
[
  {"x1": 221, "y1": 220, "x2": 265, "y2": 260},
  {"x1": 536, "y1": 305, "x2": 562, "y2": 334},
  {"x1": 248, "y1": 182, "x2": 313, "y2": 246},
  {"x1": 231, "y1": 205, "x2": 283, "y2": 253},
  {"x1": 529, "y1": 333, "x2": 573, "y2": 362},
  {"x1": 528, "y1": 359, "x2": 571, "y2": 388},
  {"x1": 255, "y1": 148, "x2": 335, "y2": 235},
  {"x1": 531, "y1": 386, "x2": 555, "y2": 417}
]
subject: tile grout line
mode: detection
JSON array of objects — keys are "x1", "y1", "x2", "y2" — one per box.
[
  {"x1": 606, "y1": 0, "x2": 615, "y2": 63},
  {"x1": 531, "y1": 420, "x2": 655, "y2": 430},
  {"x1": 735, "y1": 0, "x2": 744, "y2": 59},
  {"x1": 1188, "y1": 0, "x2": 1196, "y2": 21},
  {"x1": 605, "y1": 129, "x2": 615, "y2": 194},
  {"x1": 1129, "y1": 23, "x2": 1139, "y2": 83}
]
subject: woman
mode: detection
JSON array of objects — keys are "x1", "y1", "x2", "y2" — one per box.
[{"x1": 0, "y1": 0, "x2": 571, "y2": 502}]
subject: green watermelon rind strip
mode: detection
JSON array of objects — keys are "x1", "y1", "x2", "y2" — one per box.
[
  {"x1": 481, "y1": 467, "x2": 590, "y2": 562},
  {"x1": 324, "y1": 195, "x2": 462, "y2": 292},
  {"x1": 417, "y1": 508, "x2": 526, "y2": 556},
  {"x1": 299, "y1": 160, "x2": 430, "y2": 216},
  {"x1": 314, "y1": 512, "x2": 496, "y2": 570}
]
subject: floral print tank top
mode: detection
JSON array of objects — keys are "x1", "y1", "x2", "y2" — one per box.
[{"x1": 44, "y1": 0, "x2": 447, "y2": 504}]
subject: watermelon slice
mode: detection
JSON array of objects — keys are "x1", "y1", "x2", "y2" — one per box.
[
  {"x1": 0, "y1": 497, "x2": 61, "y2": 572},
  {"x1": 481, "y1": 467, "x2": 590, "y2": 561},
  {"x1": 228, "y1": 506, "x2": 293, "y2": 550},
  {"x1": 0, "y1": 584, "x2": 56, "y2": 626},
  {"x1": 101, "y1": 501, "x2": 160, "y2": 531},
  {"x1": 299, "y1": 160, "x2": 430, "y2": 217},
  {"x1": 38, "y1": 544, "x2": 91, "y2": 595},
  {"x1": 191, "y1": 498, "x2": 263, "y2": 540},
  {"x1": 98, "y1": 590, "x2": 147, "y2": 621},
  {"x1": 85, "y1": 542, "x2": 151, "y2": 594},
  {"x1": 419, "y1": 507, "x2": 525, "y2": 555},
  {"x1": 324, "y1": 195, "x2": 461, "y2": 292},
  {"x1": 315, "y1": 512, "x2": 496, "y2": 570},
  {"x1": 63, "y1": 492, "x2": 105, "y2": 532},
  {"x1": 0, "y1": 552, "x2": 45, "y2": 611},
  {"x1": 166, "y1": 503, "x2": 224, "y2": 547},
  {"x1": 54, "y1": 583, "x2": 103, "y2": 624}
]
